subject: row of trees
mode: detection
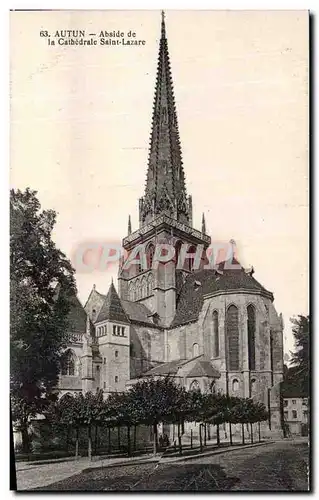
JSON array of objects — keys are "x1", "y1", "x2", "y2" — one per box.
[{"x1": 46, "y1": 377, "x2": 268, "y2": 459}]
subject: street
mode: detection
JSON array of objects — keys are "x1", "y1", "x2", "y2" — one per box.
[{"x1": 32, "y1": 438, "x2": 309, "y2": 492}]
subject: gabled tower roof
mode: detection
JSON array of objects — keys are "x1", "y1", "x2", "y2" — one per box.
[
  {"x1": 96, "y1": 281, "x2": 129, "y2": 323},
  {"x1": 139, "y1": 11, "x2": 191, "y2": 227}
]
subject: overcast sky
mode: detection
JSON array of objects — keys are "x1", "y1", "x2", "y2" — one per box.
[{"x1": 10, "y1": 10, "x2": 308, "y2": 357}]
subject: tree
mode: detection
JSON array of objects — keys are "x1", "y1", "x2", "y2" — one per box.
[
  {"x1": 127, "y1": 376, "x2": 187, "y2": 456},
  {"x1": 290, "y1": 315, "x2": 309, "y2": 395},
  {"x1": 10, "y1": 189, "x2": 76, "y2": 453}
]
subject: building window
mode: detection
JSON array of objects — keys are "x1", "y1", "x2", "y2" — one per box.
[
  {"x1": 284, "y1": 411, "x2": 288, "y2": 419},
  {"x1": 147, "y1": 243, "x2": 155, "y2": 269},
  {"x1": 292, "y1": 410, "x2": 297, "y2": 419},
  {"x1": 187, "y1": 245, "x2": 196, "y2": 271},
  {"x1": 115, "y1": 376, "x2": 118, "y2": 383},
  {"x1": 190, "y1": 380, "x2": 200, "y2": 391},
  {"x1": 122, "y1": 327, "x2": 125, "y2": 336},
  {"x1": 115, "y1": 350, "x2": 119, "y2": 358},
  {"x1": 192, "y1": 343, "x2": 199, "y2": 357},
  {"x1": 303, "y1": 410, "x2": 308, "y2": 418},
  {"x1": 96, "y1": 365, "x2": 100, "y2": 372},
  {"x1": 61, "y1": 350, "x2": 76, "y2": 376},
  {"x1": 284, "y1": 400, "x2": 288, "y2": 407},
  {"x1": 117, "y1": 326, "x2": 121, "y2": 335},
  {"x1": 103, "y1": 358, "x2": 106, "y2": 364},
  {"x1": 232, "y1": 379, "x2": 239, "y2": 392},
  {"x1": 226, "y1": 305, "x2": 239, "y2": 371},
  {"x1": 247, "y1": 304, "x2": 256, "y2": 370},
  {"x1": 212, "y1": 310, "x2": 219, "y2": 357},
  {"x1": 103, "y1": 382, "x2": 106, "y2": 389},
  {"x1": 250, "y1": 378, "x2": 256, "y2": 394},
  {"x1": 292, "y1": 400, "x2": 296, "y2": 405},
  {"x1": 302, "y1": 399, "x2": 308, "y2": 406}
]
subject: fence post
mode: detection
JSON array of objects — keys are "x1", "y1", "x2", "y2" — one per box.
[{"x1": 190, "y1": 429, "x2": 193, "y2": 449}]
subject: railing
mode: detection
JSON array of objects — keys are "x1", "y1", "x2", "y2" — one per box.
[{"x1": 123, "y1": 213, "x2": 211, "y2": 245}]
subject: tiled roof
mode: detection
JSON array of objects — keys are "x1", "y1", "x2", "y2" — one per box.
[
  {"x1": 67, "y1": 294, "x2": 94, "y2": 334},
  {"x1": 121, "y1": 300, "x2": 157, "y2": 326},
  {"x1": 171, "y1": 262, "x2": 272, "y2": 327},
  {"x1": 186, "y1": 359, "x2": 220, "y2": 379},
  {"x1": 96, "y1": 282, "x2": 129, "y2": 323}
]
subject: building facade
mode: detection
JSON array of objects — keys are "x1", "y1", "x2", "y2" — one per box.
[{"x1": 58, "y1": 13, "x2": 284, "y2": 434}]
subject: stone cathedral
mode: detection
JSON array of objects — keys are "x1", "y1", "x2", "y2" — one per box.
[{"x1": 58, "y1": 14, "x2": 284, "y2": 433}]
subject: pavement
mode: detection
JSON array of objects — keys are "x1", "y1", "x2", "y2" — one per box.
[{"x1": 14, "y1": 436, "x2": 309, "y2": 491}]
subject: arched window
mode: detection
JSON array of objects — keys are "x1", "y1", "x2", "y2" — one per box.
[
  {"x1": 61, "y1": 350, "x2": 76, "y2": 376},
  {"x1": 135, "y1": 278, "x2": 140, "y2": 300},
  {"x1": 190, "y1": 380, "x2": 200, "y2": 391},
  {"x1": 147, "y1": 243, "x2": 155, "y2": 269},
  {"x1": 212, "y1": 310, "x2": 219, "y2": 357},
  {"x1": 147, "y1": 273, "x2": 154, "y2": 296},
  {"x1": 192, "y1": 343, "x2": 199, "y2": 357},
  {"x1": 250, "y1": 378, "x2": 256, "y2": 395},
  {"x1": 141, "y1": 276, "x2": 147, "y2": 298},
  {"x1": 187, "y1": 245, "x2": 196, "y2": 271},
  {"x1": 226, "y1": 305, "x2": 239, "y2": 371},
  {"x1": 232, "y1": 379, "x2": 239, "y2": 392},
  {"x1": 247, "y1": 304, "x2": 256, "y2": 371},
  {"x1": 174, "y1": 241, "x2": 182, "y2": 269}
]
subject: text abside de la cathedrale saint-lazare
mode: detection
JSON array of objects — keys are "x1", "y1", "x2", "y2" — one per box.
[{"x1": 53, "y1": 30, "x2": 146, "y2": 46}]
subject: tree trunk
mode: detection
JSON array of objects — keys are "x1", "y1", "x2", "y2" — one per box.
[
  {"x1": 181, "y1": 419, "x2": 185, "y2": 435},
  {"x1": 127, "y1": 425, "x2": 131, "y2": 457},
  {"x1": 258, "y1": 421, "x2": 261, "y2": 442},
  {"x1": 204, "y1": 423, "x2": 207, "y2": 446},
  {"x1": 199, "y1": 424, "x2": 203, "y2": 452},
  {"x1": 21, "y1": 422, "x2": 30, "y2": 454},
  {"x1": 241, "y1": 423, "x2": 245, "y2": 445},
  {"x1": 94, "y1": 425, "x2": 98, "y2": 456},
  {"x1": 229, "y1": 422, "x2": 233, "y2": 446},
  {"x1": 216, "y1": 424, "x2": 220, "y2": 447},
  {"x1": 177, "y1": 422, "x2": 182, "y2": 455},
  {"x1": 117, "y1": 426, "x2": 121, "y2": 451},
  {"x1": 66, "y1": 425, "x2": 70, "y2": 452},
  {"x1": 207, "y1": 425, "x2": 211, "y2": 441},
  {"x1": 88, "y1": 426, "x2": 92, "y2": 461},
  {"x1": 190, "y1": 429, "x2": 193, "y2": 449},
  {"x1": 108, "y1": 427, "x2": 111, "y2": 454},
  {"x1": 133, "y1": 425, "x2": 137, "y2": 452},
  {"x1": 75, "y1": 428, "x2": 79, "y2": 459},
  {"x1": 250, "y1": 423, "x2": 253, "y2": 444},
  {"x1": 153, "y1": 422, "x2": 158, "y2": 457}
]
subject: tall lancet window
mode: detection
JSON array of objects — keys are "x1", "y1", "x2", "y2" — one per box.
[
  {"x1": 147, "y1": 243, "x2": 155, "y2": 269},
  {"x1": 247, "y1": 304, "x2": 256, "y2": 370},
  {"x1": 212, "y1": 310, "x2": 219, "y2": 358},
  {"x1": 226, "y1": 305, "x2": 239, "y2": 371}
]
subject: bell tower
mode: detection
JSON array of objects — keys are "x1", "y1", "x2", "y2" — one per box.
[{"x1": 118, "y1": 12, "x2": 211, "y2": 326}]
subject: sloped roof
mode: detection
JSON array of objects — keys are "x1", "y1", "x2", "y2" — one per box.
[
  {"x1": 121, "y1": 300, "x2": 158, "y2": 327},
  {"x1": 67, "y1": 294, "x2": 94, "y2": 334},
  {"x1": 186, "y1": 359, "x2": 221, "y2": 379},
  {"x1": 96, "y1": 282, "x2": 129, "y2": 323},
  {"x1": 143, "y1": 359, "x2": 187, "y2": 376},
  {"x1": 171, "y1": 262, "x2": 272, "y2": 327}
]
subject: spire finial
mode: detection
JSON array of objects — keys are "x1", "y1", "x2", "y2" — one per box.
[
  {"x1": 161, "y1": 10, "x2": 166, "y2": 39},
  {"x1": 128, "y1": 214, "x2": 132, "y2": 235},
  {"x1": 202, "y1": 212, "x2": 206, "y2": 234}
]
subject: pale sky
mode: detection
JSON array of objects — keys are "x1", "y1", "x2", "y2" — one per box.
[{"x1": 10, "y1": 10, "x2": 309, "y2": 357}]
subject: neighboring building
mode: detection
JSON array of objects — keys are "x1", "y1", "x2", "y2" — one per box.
[
  {"x1": 58, "y1": 13, "x2": 284, "y2": 435},
  {"x1": 283, "y1": 396, "x2": 308, "y2": 436},
  {"x1": 282, "y1": 367, "x2": 309, "y2": 436}
]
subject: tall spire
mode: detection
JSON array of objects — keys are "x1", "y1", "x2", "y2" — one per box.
[
  {"x1": 139, "y1": 11, "x2": 191, "y2": 227},
  {"x1": 201, "y1": 212, "x2": 206, "y2": 234},
  {"x1": 128, "y1": 214, "x2": 132, "y2": 235}
]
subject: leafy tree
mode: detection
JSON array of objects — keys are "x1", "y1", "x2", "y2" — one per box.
[
  {"x1": 290, "y1": 315, "x2": 310, "y2": 395},
  {"x1": 10, "y1": 188, "x2": 76, "y2": 452},
  {"x1": 127, "y1": 376, "x2": 188, "y2": 456}
]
